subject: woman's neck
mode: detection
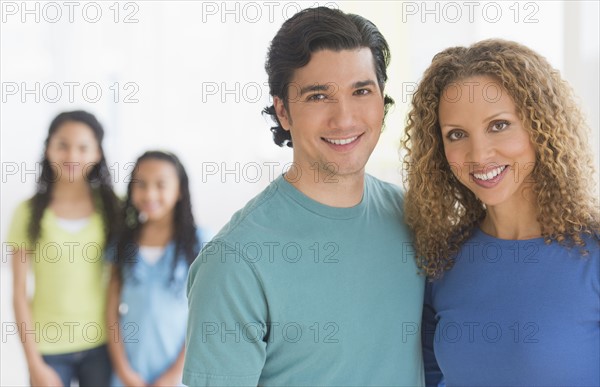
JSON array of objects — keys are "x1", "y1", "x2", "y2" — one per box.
[
  {"x1": 50, "y1": 180, "x2": 96, "y2": 219},
  {"x1": 51, "y1": 179, "x2": 92, "y2": 201},
  {"x1": 139, "y1": 218, "x2": 174, "y2": 247},
  {"x1": 481, "y1": 200, "x2": 541, "y2": 240}
]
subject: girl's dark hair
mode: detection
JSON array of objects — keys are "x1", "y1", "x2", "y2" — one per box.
[
  {"x1": 262, "y1": 6, "x2": 395, "y2": 147},
  {"x1": 28, "y1": 110, "x2": 121, "y2": 244},
  {"x1": 114, "y1": 151, "x2": 200, "y2": 284}
]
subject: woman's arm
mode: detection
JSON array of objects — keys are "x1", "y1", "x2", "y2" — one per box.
[
  {"x1": 12, "y1": 249, "x2": 64, "y2": 387},
  {"x1": 151, "y1": 345, "x2": 186, "y2": 386},
  {"x1": 106, "y1": 265, "x2": 147, "y2": 387},
  {"x1": 422, "y1": 281, "x2": 444, "y2": 387}
]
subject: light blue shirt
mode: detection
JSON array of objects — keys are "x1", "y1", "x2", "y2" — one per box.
[
  {"x1": 111, "y1": 229, "x2": 202, "y2": 386},
  {"x1": 184, "y1": 175, "x2": 425, "y2": 386}
]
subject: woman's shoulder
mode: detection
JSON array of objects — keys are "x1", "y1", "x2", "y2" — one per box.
[
  {"x1": 195, "y1": 225, "x2": 215, "y2": 246},
  {"x1": 7, "y1": 198, "x2": 40, "y2": 227},
  {"x1": 6, "y1": 197, "x2": 39, "y2": 245},
  {"x1": 14, "y1": 197, "x2": 35, "y2": 213},
  {"x1": 580, "y1": 230, "x2": 600, "y2": 252}
]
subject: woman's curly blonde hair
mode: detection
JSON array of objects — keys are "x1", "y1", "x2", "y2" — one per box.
[{"x1": 402, "y1": 39, "x2": 600, "y2": 278}]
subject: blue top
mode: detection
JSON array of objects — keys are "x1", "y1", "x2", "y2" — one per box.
[
  {"x1": 423, "y1": 228, "x2": 600, "y2": 387},
  {"x1": 110, "y1": 229, "x2": 203, "y2": 386},
  {"x1": 183, "y1": 175, "x2": 425, "y2": 386}
]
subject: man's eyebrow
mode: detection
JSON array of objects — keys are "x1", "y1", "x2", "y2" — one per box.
[
  {"x1": 298, "y1": 80, "x2": 377, "y2": 96},
  {"x1": 353, "y1": 80, "x2": 376, "y2": 89},
  {"x1": 299, "y1": 83, "x2": 333, "y2": 96}
]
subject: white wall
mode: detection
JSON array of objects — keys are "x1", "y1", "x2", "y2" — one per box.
[{"x1": 1, "y1": 1, "x2": 598, "y2": 384}]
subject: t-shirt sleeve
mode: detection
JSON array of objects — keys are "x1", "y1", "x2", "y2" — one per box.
[
  {"x1": 422, "y1": 280, "x2": 444, "y2": 387},
  {"x1": 183, "y1": 239, "x2": 268, "y2": 386},
  {"x1": 6, "y1": 201, "x2": 32, "y2": 249}
]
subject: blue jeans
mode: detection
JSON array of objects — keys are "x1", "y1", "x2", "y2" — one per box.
[{"x1": 41, "y1": 344, "x2": 111, "y2": 386}]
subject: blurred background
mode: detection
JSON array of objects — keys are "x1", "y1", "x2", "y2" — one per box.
[{"x1": 1, "y1": 1, "x2": 598, "y2": 384}]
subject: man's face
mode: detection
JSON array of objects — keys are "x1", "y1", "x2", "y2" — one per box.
[{"x1": 274, "y1": 48, "x2": 385, "y2": 180}]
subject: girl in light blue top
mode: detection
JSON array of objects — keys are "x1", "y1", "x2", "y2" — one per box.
[{"x1": 106, "y1": 151, "x2": 203, "y2": 386}]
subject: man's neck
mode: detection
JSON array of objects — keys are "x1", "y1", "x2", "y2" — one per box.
[{"x1": 284, "y1": 166, "x2": 365, "y2": 208}]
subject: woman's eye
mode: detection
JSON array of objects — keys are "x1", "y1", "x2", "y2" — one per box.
[
  {"x1": 491, "y1": 120, "x2": 510, "y2": 132},
  {"x1": 447, "y1": 130, "x2": 465, "y2": 141}
]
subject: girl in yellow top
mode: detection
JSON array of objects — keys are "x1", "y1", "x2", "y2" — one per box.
[{"x1": 9, "y1": 110, "x2": 121, "y2": 386}]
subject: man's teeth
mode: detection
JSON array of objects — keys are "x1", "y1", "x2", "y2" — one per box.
[
  {"x1": 325, "y1": 136, "x2": 358, "y2": 145},
  {"x1": 474, "y1": 165, "x2": 506, "y2": 181}
]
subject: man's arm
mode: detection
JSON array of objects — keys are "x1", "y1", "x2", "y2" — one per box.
[{"x1": 183, "y1": 239, "x2": 268, "y2": 386}]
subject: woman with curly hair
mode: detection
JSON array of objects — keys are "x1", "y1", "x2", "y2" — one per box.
[{"x1": 403, "y1": 39, "x2": 599, "y2": 386}]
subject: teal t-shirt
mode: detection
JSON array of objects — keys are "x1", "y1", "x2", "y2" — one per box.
[{"x1": 183, "y1": 175, "x2": 425, "y2": 386}]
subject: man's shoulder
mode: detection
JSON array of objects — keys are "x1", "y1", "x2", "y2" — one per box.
[
  {"x1": 211, "y1": 177, "x2": 290, "y2": 241},
  {"x1": 366, "y1": 174, "x2": 403, "y2": 193},
  {"x1": 365, "y1": 174, "x2": 405, "y2": 210}
]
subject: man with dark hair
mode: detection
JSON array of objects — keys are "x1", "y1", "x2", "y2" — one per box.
[{"x1": 183, "y1": 7, "x2": 424, "y2": 386}]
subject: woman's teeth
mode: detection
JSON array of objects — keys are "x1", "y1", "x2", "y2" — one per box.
[{"x1": 473, "y1": 165, "x2": 506, "y2": 181}]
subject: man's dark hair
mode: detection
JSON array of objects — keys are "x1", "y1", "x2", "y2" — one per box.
[{"x1": 262, "y1": 6, "x2": 395, "y2": 147}]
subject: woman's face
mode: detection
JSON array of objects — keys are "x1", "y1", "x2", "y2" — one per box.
[
  {"x1": 438, "y1": 75, "x2": 536, "y2": 210},
  {"x1": 130, "y1": 159, "x2": 181, "y2": 223},
  {"x1": 45, "y1": 121, "x2": 101, "y2": 183}
]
